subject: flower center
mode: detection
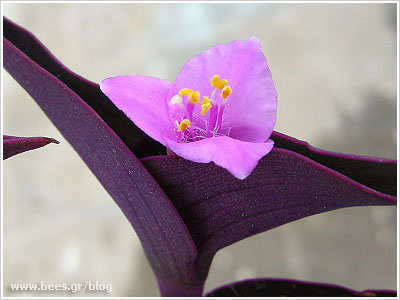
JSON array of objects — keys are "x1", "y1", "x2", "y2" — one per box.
[{"x1": 169, "y1": 75, "x2": 233, "y2": 142}]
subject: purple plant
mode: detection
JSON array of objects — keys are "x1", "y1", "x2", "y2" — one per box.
[{"x1": 3, "y1": 17, "x2": 396, "y2": 297}]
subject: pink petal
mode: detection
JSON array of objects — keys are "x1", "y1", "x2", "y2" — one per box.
[
  {"x1": 166, "y1": 136, "x2": 274, "y2": 180},
  {"x1": 168, "y1": 37, "x2": 277, "y2": 142},
  {"x1": 100, "y1": 75, "x2": 175, "y2": 145}
]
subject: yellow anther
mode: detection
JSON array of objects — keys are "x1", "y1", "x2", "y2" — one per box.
[
  {"x1": 176, "y1": 119, "x2": 191, "y2": 132},
  {"x1": 210, "y1": 75, "x2": 228, "y2": 89},
  {"x1": 221, "y1": 86, "x2": 232, "y2": 99},
  {"x1": 179, "y1": 88, "x2": 195, "y2": 96},
  {"x1": 201, "y1": 96, "x2": 212, "y2": 115},
  {"x1": 189, "y1": 91, "x2": 200, "y2": 104},
  {"x1": 179, "y1": 88, "x2": 200, "y2": 104}
]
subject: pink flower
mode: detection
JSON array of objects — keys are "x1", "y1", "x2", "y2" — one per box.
[{"x1": 100, "y1": 37, "x2": 277, "y2": 179}]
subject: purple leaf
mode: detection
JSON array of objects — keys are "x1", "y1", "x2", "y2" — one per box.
[
  {"x1": 141, "y1": 148, "x2": 395, "y2": 280},
  {"x1": 3, "y1": 17, "x2": 396, "y2": 296},
  {"x1": 3, "y1": 17, "x2": 201, "y2": 296},
  {"x1": 270, "y1": 131, "x2": 396, "y2": 196},
  {"x1": 3, "y1": 135, "x2": 59, "y2": 159},
  {"x1": 205, "y1": 278, "x2": 397, "y2": 297}
]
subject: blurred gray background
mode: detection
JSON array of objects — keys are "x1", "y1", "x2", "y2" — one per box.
[{"x1": 3, "y1": 3, "x2": 397, "y2": 297}]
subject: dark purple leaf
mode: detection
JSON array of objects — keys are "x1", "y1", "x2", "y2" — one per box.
[
  {"x1": 271, "y1": 131, "x2": 396, "y2": 196},
  {"x1": 3, "y1": 17, "x2": 201, "y2": 296},
  {"x1": 205, "y1": 278, "x2": 397, "y2": 297},
  {"x1": 2, "y1": 16, "x2": 163, "y2": 158},
  {"x1": 3, "y1": 135, "x2": 59, "y2": 159},
  {"x1": 141, "y1": 149, "x2": 395, "y2": 279},
  {"x1": 3, "y1": 17, "x2": 396, "y2": 296}
]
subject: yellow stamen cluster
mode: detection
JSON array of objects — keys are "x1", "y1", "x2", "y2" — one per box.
[
  {"x1": 176, "y1": 119, "x2": 191, "y2": 132},
  {"x1": 201, "y1": 96, "x2": 212, "y2": 116},
  {"x1": 179, "y1": 88, "x2": 200, "y2": 104},
  {"x1": 210, "y1": 75, "x2": 228, "y2": 89},
  {"x1": 172, "y1": 75, "x2": 233, "y2": 133}
]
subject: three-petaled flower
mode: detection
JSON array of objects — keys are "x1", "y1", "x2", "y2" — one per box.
[{"x1": 101, "y1": 37, "x2": 277, "y2": 179}]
